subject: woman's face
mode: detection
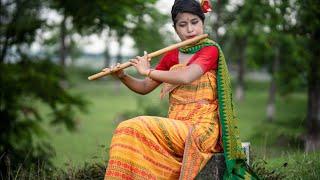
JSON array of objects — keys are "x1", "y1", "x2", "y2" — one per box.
[{"x1": 174, "y1": 12, "x2": 204, "y2": 41}]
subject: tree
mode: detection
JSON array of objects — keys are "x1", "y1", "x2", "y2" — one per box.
[
  {"x1": 51, "y1": 0, "x2": 159, "y2": 48},
  {"x1": 295, "y1": 0, "x2": 320, "y2": 151},
  {"x1": 245, "y1": 0, "x2": 320, "y2": 150},
  {"x1": 263, "y1": 0, "x2": 298, "y2": 121},
  {"x1": 209, "y1": 0, "x2": 230, "y2": 43},
  {"x1": 0, "y1": 0, "x2": 43, "y2": 62},
  {"x1": 130, "y1": 6, "x2": 170, "y2": 57},
  {"x1": 0, "y1": 0, "x2": 87, "y2": 177},
  {"x1": 225, "y1": 0, "x2": 266, "y2": 101}
]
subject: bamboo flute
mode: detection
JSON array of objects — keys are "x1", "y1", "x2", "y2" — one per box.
[{"x1": 88, "y1": 34, "x2": 208, "y2": 80}]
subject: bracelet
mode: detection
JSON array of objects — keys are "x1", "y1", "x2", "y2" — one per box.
[{"x1": 147, "y1": 69, "x2": 154, "y2": 77}]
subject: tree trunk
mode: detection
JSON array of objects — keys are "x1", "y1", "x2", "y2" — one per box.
[
  {"x1": 266, "y1": 46, "x2": 280, "y2": 121},
  {"x1": 116, "y1": 37, "x2": 122, "y2": 64},
  {"x1": 236, "y1": 38, "x2": 247, "y2": 102},
  {"x1": 60, "y1": 15, "x2": 67, "y2": 68},
  {"x1": 0, "y1": 32, "x2": 9, "y2": 63},
  {"x1": 114, "y1": 36, "x2": 123, "y2": 94},
  {"x1": 59, "y1": 14, "x2": 69, "y2": 88},
  {"x1": 1, "y1": 0, "x2": 16, "y2": 63},
  {"x1": 305, "y1": 37, "x2": 320, "y2": 152},
  {"x1": 104, "y1": 30, "x2": 111, "y2": 68},
  {"x1": 104, "y1": 48, "x2": 110, "y2": 68},
  {"x1": 212, "y1": 1, "x2": 220, "y2": 42}
]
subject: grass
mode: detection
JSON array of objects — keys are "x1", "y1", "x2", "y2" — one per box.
[
  {"x1": 37, "y1": 67, "x2": 319, "y2": 179},
  {"x1": 261, "y1": 151, "x2": 320, "y2": 179},
  {"x1": 44, "y1": 68, "x2": 162, "y2": 168},
  {"x1": 46, "y1": 81, "x2": 137, "y2": 167},
  {"x1": 234, "y1": 81, "x2": 307, "y2": 160}
]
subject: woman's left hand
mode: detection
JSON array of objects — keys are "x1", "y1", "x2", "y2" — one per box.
[{"x1": 130, "y1": 51, "x2": 151, "y2": 76}]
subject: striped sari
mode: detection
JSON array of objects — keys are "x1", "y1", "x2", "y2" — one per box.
[
  {"x1": 105, "y1": 64, "x2": 223, "y2": 179},
  {"x1": 105, "y1": 38, "x2": 258, "y2": 180}
]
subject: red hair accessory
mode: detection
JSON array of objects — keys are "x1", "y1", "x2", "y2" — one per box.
[{"x1": 200, "y1": 0, "x2": 212, "y2": 13}]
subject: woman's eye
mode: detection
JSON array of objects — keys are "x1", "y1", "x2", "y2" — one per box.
[
  {"x1": 178, "y1": 23, "x2": 186, "y2": 27},
  {"x1": 192, "y1": 21, "x2": 199, "y2": 25}
]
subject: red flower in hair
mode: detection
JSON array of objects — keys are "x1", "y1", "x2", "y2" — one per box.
[{"x1": 201, "y1": 0, "x2": 212, "y2": 13}]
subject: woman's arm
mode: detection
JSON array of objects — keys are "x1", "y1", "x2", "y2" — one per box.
[
  {"x1": 103, "y1": 66, "x2": 161, "y2": 95},
  {"x1": 118, "y1": 74, "x2": 161, "y2": 95},
  {"x1": 148, "y1": 65, "x2": 203, "y2": 84},
  {"x1": 132, "y1": 55, "x2": 204, "y2": 85},
  {"x1": 131, "y1": 47, "x2": 219, "y2": 85}
]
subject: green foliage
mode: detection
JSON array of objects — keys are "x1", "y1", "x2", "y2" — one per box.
[
  {"x1": 269, "y1": 152, "x2": 320, "y2": 180},
  {"x1": 130, "y1": 6, "x2": 170, "y2": 56},
  {"x1": 251, "y1": 159, "x2": 285, "y2": 180},
  {"x1": 0, "y1": 56, "x2": 87, "y2": 177},
  {"x1": 57, "y1": 162, "x2": 107, "y2": 180},
  {"x1": 40, "y1": 18, "x2": 82, "y2": 64},
  {"x1": 224, "y1": 0, "x2": 310, "y2": 95},
  {"x1": 0, "y1": 0, "x2": 44, "y2": 62},
  {"x1": 0, "y1": 0, "x2": 43, "y2": 45},
  {"x1": 276, "y1": 35, "x2": 307, "y2": 95},
  {"x1": 51, "y1": 0, "x2": 158, "y2": 34}
]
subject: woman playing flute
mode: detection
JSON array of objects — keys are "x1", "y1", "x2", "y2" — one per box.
[{"x1": 104, "y1": 0, "x2": 258, "y2": 179}]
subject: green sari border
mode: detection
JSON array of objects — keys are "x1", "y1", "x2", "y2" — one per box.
[{"x1": 179, "y1": 38, "x2": 259, "y2": 180}]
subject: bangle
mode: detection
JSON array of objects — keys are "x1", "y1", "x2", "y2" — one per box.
[{"x1": 147, "y1": 69, "x2": 154, "y2": 77}]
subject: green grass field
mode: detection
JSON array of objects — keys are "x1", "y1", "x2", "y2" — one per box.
[
  {"x1": 42, "y1": 68, "x2": 319, "y2": 178},
  {"x1": 45, "y1": 69, "x2": 163, "y2": 168}
]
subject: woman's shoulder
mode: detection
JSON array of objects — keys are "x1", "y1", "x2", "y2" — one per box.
[
  {"x1": 188, "y1": 45, "x2": 219, "y2": 71},
  {"x1": 198, "y1": 45, "x2": 219, "y2": 53},
  {"x1": 195, "y1": 46, "x2": 219, "y2": 58}
]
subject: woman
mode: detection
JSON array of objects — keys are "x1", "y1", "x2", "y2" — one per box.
[{"x1": 104, "y1": 0, "x2": 257, "y2": 179}]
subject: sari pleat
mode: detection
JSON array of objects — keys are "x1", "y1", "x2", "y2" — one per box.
[{"x1": 105, "y1": 65, "x2": 222, "y2": 180}]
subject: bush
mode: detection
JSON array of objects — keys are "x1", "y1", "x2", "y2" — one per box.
[{"x1": 0, "y1": 57, "x2": 87, "y2": 177}]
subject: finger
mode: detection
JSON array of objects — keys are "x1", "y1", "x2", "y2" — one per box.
[
  {"x1": 144, "y1": 50, "x2": 150, "y2": 59},
  {"x1": 131, "y1": 59, "x2": 139, "y2": 63},
  {"x1": 137, "y1": 56, "x2": 146, "y2": 62},
  {"x1": 130, "y1": 62, "x2": 137, "y2": 67},
  {"x1": 102, "y1": 68, "x2": 110, "y2": 72},
  {"x1": 136, "y1": 59, "x2": 141, "y2": 63}
]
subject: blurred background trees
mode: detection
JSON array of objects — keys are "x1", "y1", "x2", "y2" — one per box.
[
  {"x1": 0, "y1": 0, "x2": 163, "y2": 177},
  {"x1": 0, "y1": 0, "x2": 319, "y2": 178}
]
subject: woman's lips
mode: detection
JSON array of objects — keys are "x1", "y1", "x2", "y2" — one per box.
[{"x1": 187, "y1": 35, "x2": 196, "y2": 39}]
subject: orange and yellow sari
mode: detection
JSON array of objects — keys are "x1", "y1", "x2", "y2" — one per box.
[
  {"x1": 105, "y1": 64, "x2": 222, "y2": 179},
  {"x1": 105, "y1": 38, "x2": 258, "y2": 180}
]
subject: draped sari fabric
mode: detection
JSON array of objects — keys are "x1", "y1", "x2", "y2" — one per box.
[
  {"x1": 105, "y1": 64, "x2": 222, "y2": 179},
  {"x1": 105, "y1": 38, "x2": 258, "y2": 180}
]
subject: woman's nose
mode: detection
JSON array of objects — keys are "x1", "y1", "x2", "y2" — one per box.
[{"x1": 187, "y1": 24, "x2": 193, "y2": 32}]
